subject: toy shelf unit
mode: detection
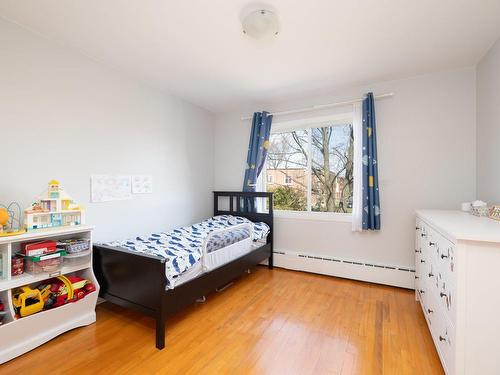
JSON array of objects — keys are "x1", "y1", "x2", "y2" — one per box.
[{"x1": 0, "y1": 225, "x2": 99, "y2": 364}]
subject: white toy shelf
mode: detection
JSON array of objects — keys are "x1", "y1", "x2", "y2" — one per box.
[{"x1": 0, "y1": 225, "x2": 99, "y2": 364}]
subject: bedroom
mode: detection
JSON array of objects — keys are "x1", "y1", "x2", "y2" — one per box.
[{"x1": 0, "y1": 1, "x2": 499, "y2": 374}]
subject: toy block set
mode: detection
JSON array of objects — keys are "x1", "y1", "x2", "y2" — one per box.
[{"x1": 24, "y1": 180, "x2": 85, "y2": 231}]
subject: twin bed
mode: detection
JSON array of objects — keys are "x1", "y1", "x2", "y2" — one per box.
[{"x1": 93, "y1": 191, "x2": 273, "y2": 349}]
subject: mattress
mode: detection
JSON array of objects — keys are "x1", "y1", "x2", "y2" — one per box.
[
  {"x1": 104, "y1": 215, "x2": 270, "y2": 289},
  {"x1": 169, "y1": 261, "x2": 203, "y2": 289}
]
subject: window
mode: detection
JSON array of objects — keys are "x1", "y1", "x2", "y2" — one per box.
[
  {"x1": 267, "y1": 175, "x2": 274, "y2": 184},
  {"x1": 264, "y1": 114, "x2": 354, "y2": 215}
]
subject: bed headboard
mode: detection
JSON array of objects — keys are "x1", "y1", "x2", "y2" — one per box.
[{"x1": 213, "y1": 191, "x2": 273, "y2": 237}]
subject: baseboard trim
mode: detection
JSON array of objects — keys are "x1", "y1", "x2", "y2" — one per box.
[{"x1": 271, "y1": 250, "x2": 415, "y2": 289}]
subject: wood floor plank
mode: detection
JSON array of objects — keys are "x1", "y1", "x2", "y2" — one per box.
[{"x1": 0, "y1": 268, "x2": 444, "y2": 375}]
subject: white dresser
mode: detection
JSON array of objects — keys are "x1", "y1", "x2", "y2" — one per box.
[{"x1": 415, "y1": 210, "x2": 500, "y2": 375}]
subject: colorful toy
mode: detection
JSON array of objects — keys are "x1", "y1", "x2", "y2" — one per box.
[
  {"x1": 0, "y1": 208, "x2": 8, "y2": 228},
  {"x1": 22, "y1": 240, "x2": 58, "y2": 256},
  {"x1": 11, "y1": 255, "x2": 24, "y2": 276},
  {"x1": 0, "y1": 299, "x2": 6, "y2": 325},
  {"x1": 12, "y1": 286, "x2": 45, "y2": 317},
  {"x1": 0, "y1": 202, "x2": 25, "y2": 237},
  {"x1": 37, "y1": 284, "x2": 57, "y2": 309},
  {"x1": 24, "y1": 180, "x2": 85, "y2": 231},
  {"x1": 69, "y1": 276, "x2": 96, "y2": 301},
  {"x1": 48, "y1": 275, "x2": 74, "y2": 308},
  {"x1": 39, "y1": 276, "x2": 95, "y2": 309}
]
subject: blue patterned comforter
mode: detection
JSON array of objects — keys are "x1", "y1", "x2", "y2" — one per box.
[{"x1": 105, "y1": 215, "x2": 270, "y2": 288}]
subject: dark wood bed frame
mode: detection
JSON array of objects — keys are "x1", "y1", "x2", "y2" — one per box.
[{"x1": 93, "y1": 191, "x2": 273, "y2": 349}]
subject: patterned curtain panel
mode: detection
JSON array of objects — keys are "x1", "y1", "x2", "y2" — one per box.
[
  {"x1": 362, "y1": 93, "x2": 381, "y2": 230},
  {"x1": 242, "y1": 111, "x2": 273, "y2": 211}
]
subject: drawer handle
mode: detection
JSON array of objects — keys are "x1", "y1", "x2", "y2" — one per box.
[
  {"x1": 427, "y1": 308, "x2": 433, "y2": 314},
  {"x1": 440, "y1": 292, "x2": 447, "y2": 298},
  {"x1": 416, "y1": 226, "x2": 421, "y2": 230},
  {"x1": 421, "y1": 233, "x2": 427, "y2": 237},
  {"x1": 441, "y1": 254, "x2": 448, "y2": 259},
  {"x1": 429, "y1": 241, "x2": 436, "y2": 246},
  {"x1": 420, "y1": 259, "x2": 425, "y2": 263},
  {"x1": 415, "y1": 275, "x2": 419, "y2": 280},
  {"x1": 415, "y1": 249, "x2": 422, "y2": 253},
  {"x1": 428, "y1": 272, "x2": 434, "y2": 278},
  {"x1": 439, "y1": 335, "x2": 446, "y2": 342},
  {"x1": 420, "y1": 290, "x2": 425, "y2": 294}
]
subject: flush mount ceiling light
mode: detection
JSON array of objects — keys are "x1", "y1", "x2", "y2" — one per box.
[{"x1": 242, "y1": 9, "x2": 279, "y2": 39}]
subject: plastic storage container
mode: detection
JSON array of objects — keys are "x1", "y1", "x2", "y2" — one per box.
[
  {"x1": 24, "y1": 251, "x2": 65, "y2": 275},
  {"x1": 63, "y1": 250, "x2": 91, "y2": 267},
  {"x1": 57, "y1": 239, "x2": 90, "y2": 254}
]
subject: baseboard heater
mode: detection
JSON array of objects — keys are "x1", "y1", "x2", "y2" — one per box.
[{"x1": 271, "y1": 250, "x2": 415, "y2": 289}]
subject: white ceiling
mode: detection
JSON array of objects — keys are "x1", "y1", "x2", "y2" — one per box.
[{"x1": 1, "y1": 0, "x2": 500, "y2": 113}]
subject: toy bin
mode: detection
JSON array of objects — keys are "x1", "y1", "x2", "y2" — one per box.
[
  {"x1": 24, "y1": 251, "x2": 65, "y2": 275},
  {"x1": 56, "y1": 239, "x2": 90, "y2": 254},
  {"x1": 63, "y1": 250, "x2": 91, "y2": 267}
]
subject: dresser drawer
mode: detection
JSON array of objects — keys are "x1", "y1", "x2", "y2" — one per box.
[
  {"x1": 431, "y1": 295, "x2": 456, "y2": 375},
  {"x1": 415, "y1": 220, "x2": 428, "y2": 295},
  {"x1": 423, "y1": 226, "x2": 457, "y2": 325},
  {"x1": 435, "y1": 237, "x2": 457, "y2": 324},
  {"x1": 421, "y1": 284, "x2": 436, "y2": 327}
]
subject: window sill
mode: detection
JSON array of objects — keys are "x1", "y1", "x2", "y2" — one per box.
[{"x1": 273, "y1": 210, "x2": 352, "y2": 222}]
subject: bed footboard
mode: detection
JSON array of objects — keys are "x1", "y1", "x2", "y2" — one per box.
[{"x1": 93, "y1": 244, "x2": 167, "y2": 348}]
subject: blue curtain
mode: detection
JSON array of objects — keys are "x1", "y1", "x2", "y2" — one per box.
[
  {"x1": 242, "y1": 111, "x2": 273, "y2": 211},
  {"x1": 362, "y1": 93, "x2": 381, "y2": 230}
]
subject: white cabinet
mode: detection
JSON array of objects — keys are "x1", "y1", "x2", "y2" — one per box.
[
  {"x1": 415, "y1": 210, "x2": 500, "y2": 375},
  {"x1": 0, "y1": 225, "x2": 99, "y2": 364}
]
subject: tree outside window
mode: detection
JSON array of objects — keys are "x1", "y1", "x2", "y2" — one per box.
[{"x1": 265, "y1": 122, "x2": 353, "y2": 213}]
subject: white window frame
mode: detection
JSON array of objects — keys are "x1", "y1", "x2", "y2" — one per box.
[
  {"x1": 284, "y1": 175, "x2": 292, "y2": 185},
  {"x1": 262, "y1": 113, "x2": 354, "y2": 222},
  {"x1": 267, "y1": 174, "x2": 274, "y2": 184}
]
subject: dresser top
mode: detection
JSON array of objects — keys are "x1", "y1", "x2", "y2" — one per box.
[{"x1": 416, "y1": 210, "x2": 500, "y2": 243}]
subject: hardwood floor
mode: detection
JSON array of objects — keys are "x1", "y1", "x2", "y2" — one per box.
[{"x1": 1, "y1": 268, "x2": 443, "y2": 375}]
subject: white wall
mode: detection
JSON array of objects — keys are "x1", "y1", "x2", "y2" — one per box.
[
  {"x1": 214, "y1": 68, "x2": 476, "y2": 270},
  {"x1": 0, "y1": 18, "x2": 215, "y2": 241},
  {"x1": 477, "y1": 38, "x2": 500, "y2": 204}
]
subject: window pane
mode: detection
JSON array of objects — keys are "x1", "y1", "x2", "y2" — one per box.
[
  {"x1": 266, "y1": 130, "x2": 308, "y2": 211},
  {"x1": 311, "y1": 124, "x2": 353, "y2": 213}
]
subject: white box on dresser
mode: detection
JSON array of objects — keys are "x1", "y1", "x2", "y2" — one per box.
[{"x1": 415, "y1": 210, "x2": 500, "y2": 375}]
